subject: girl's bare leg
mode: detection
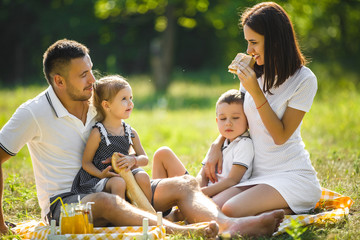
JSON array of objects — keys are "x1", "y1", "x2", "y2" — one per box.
[
  {"x1": 152, "y1": 146, "x2": 188, "y2": 179},
  {"x1": 104, "y1": 176, "x2": 126, "y2": 199}
]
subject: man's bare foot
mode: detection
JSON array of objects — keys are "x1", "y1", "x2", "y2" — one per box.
[
  {"x1": 201, "y1": 221, "x2": 219, "y2": 239},
  {"x1": 169, "y1": 220, "x2": 219, "y2": 239},
  {"x1": 220, "y1": 209, "x2": 285, "y2": 238}
]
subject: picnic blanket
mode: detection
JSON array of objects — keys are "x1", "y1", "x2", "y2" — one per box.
[
  {"x1": 11, "y1": 188, "x2": 354, "y2": 239},
  {"x1": 12, "y1": 221, "x2": 167, "y2": 240},
  {"x1": 275, "y1": 187, "x2": 354, "y2": 235}
]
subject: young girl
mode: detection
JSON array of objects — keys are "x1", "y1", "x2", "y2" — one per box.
[
  {"x1": 71, "y1": 75, "x2": 152, "y2": 203},
  {"x1": 204, "y1": 2, "x2": 322, "y2": 217}
]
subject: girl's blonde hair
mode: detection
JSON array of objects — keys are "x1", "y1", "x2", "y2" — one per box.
[{"x1": 92, "y1": 75, "x2": 130, "y2": 122}]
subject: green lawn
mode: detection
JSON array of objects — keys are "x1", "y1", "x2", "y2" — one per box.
[{"x1": 0, "y1": 74, "x2": 359, "y2": 239}]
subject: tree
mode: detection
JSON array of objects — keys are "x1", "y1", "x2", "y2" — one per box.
[
  {"x1": 1, "y1": 0, "x2": 359, "y2": 87},
  {"x1": 94, "y1": 0, "x2": 213, "y2": 92}
]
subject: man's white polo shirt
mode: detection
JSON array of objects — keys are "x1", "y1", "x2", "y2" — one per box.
[{"x1": 0, "y1": 86, "x2": 96, "y2": 219}]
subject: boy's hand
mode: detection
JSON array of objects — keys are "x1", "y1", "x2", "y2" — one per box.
[{"x1": 203, "y1": 145, "x2": 223, "y2": 183}]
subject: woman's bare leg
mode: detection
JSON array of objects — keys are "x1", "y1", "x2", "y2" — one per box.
[
  {"x1": 212, "y1": 185, "x2": 254, "y2": 209},
  {"x1": 152, "y1": 146, "x2": 188, "y2": 179},
  {"x1": 212, "y1": 186, "x2": 243, "y2": 208},
  {"x1": 221, "y1": 184, "x2": 293, "y2": 217}
]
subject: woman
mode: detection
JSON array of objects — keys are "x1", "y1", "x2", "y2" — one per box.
[{"x1": 204, "y1": 2, "x2": 322, "y2": 217}]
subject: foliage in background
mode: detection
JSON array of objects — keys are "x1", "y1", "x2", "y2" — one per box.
[{"x1": 0, "y1": 0, "x2": 359, "y2": 90}]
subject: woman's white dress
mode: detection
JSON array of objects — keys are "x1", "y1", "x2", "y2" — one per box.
[{"x1": 238, "y1": 66, "x2": 322, "y2": 214}]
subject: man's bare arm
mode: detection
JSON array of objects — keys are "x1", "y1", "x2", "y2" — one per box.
[{"x1": 0, "y1": 148, "x2": 12, "y2": 235}]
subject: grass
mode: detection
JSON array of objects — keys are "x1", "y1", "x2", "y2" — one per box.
[{"x1": 0, "y1": 70, "x2": 359, "y2": 239}]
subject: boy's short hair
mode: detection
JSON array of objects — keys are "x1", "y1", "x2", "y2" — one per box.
[
  {"x1": 215, "y1": 89, "x2": 244, "y2": 112},
  {"x1": 43, "y1": 39, "x2": 89, "y2": 86},
  {"x1": 216, "y1": 89, "x2": 243, "y2": 112}
]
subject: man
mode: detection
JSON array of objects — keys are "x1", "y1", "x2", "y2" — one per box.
[{"x1": 0, "y1": 39, "x2": 284, "y2": 238}]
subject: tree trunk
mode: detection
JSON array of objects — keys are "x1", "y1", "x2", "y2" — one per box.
[
  {"x1": 13, "y1": 44, "x2": 24, "y2": 85},
  {"x1": 150, "y1": 4, "x2": 176, "y2": 93}
]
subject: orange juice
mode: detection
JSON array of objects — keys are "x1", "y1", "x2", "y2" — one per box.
[
  {"x1": 85, "y1": 202, "x2": 95, "y2": 234},
  {"x1": 88, "y1": 223, "x2": 94, "y2": 233},
  {"x1": 60, "y1": 205, "x2": 76, "y2": 234},
  {"x1": 73, "y1": 211, "x2": 87, "y2": 234},
  {"x1": 83, "y1": 211, "x2": 95, "y2": 234},
  {"x1": 60, "y1": 215, "x2": 74, "y2": 234},
  {"x1": 60, "y1": 202, "x2": 95, "y2": 234},
  {"x1": 83, "y1": 212, "x2": 89, "y2": 234}
]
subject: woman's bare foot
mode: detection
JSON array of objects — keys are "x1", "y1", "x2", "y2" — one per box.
[{"x1": 220, "y1": 209, "x2": 285, "y2": 238}]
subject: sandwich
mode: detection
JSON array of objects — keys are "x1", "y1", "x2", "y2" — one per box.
[{"x1": 228, "y1": 53, "x2": 256, "y2": 74}]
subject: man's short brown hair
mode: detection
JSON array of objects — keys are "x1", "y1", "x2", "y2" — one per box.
[{"x1": 43, "y1": 39, "x2": 89, "y2": 86}]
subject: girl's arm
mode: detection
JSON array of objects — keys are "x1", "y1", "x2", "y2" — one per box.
[
  {"x1": 82, "y1": 128, "x2": 117, "y2": 178},
  {"x1": 201, "y1": 165, "x2": 247, "y2": 197},
  {"x1": 128, "y1": 128, "x2": 148, "y2": 168},
  {"x1": 237, "y1": 63, "x2": 306, "y2": 145}
]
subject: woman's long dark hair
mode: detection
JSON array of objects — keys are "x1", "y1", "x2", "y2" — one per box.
[{"x1": 240, "y1": 2, "x2": 306, "y2": 94}]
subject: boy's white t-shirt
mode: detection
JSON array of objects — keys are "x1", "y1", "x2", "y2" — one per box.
[{"x1": 202, "y1": 132, "x2": 254, "y2": 186}]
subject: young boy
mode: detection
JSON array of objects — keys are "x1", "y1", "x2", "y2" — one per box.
[
  {"x1": 151, "y1": 89, "x2": 254, "y2": 218},
  {"x1": 197, "y1": 89, "x2": 253, "y2": 198}
]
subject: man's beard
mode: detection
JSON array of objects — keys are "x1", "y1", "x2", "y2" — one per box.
[{"x1": 66, "y1": 82, "x2": 92, "y2": 101}]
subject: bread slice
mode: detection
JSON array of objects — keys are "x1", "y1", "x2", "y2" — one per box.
[
  {"x1": 228, "y1": 53, "x2": 256, "y2": 74},
  {"x1": 112, "y1": 153, "x2": 156, "y2": 214}
]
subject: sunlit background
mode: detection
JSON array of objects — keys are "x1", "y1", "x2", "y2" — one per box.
[{"x1": 1, "y1": 0, "x2": 359, "y2": 93}]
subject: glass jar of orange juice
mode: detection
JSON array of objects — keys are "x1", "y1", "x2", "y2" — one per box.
[
  {"x1": 84, "y1": 202, "x2": 95, "y2": 234},
  {"x1": 60, "y1": 204, "x2": 75, "y2": 234},
  {"x1": 73, "y1": 203, "x2": 87, "y2": 234},
  {"x1": 60, "y1": 202, "x2": 95, "y2": 235}
]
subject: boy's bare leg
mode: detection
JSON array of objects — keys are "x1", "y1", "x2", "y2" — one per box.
[
  {"x1": 152, "y1": 146, "x2": 187, "y2": 179},
  {"x1": 81, "y1": 192, "x2": 219, "y2": 238},
  {"x1": 134, "y1": 171, "x2": 152, "y2": 203},
  {"x1": 153, "y1": 175, "x2": 284, "y2": 237}
]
